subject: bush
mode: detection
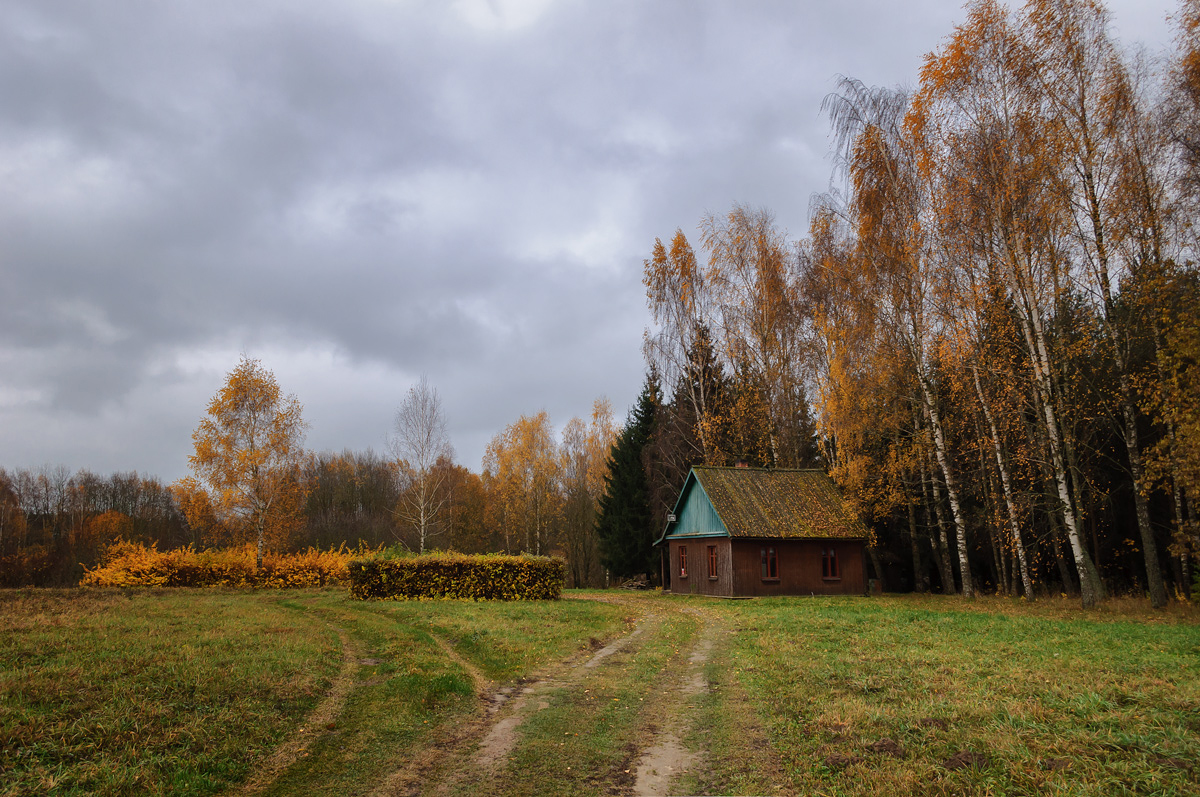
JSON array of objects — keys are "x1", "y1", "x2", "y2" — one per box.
[
  {"x1": 81, "y1": 540, "x2": 366, "y2": 588},
  {"x1": 0, "y1": 546, "x2": 56, "y2": 588},
  {"x1": 347, "y1": 553, "x2": 565, "y2": 601}
]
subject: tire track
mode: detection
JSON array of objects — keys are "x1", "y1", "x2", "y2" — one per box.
[
  {"x1": 231, "y1": 622, "x2": 363, "y2": 796},
  {"x1": 630, "y1": 607, "x2": 719, "y2": 796},
  {"x1": 428, "y1": 631, "x2": 492, "y2": 696},
  {"x1": 427, "y1": 613, "x2": 663, "y2": 794},
  {"x1": 371, "y1": 607, "x2": 653, "y2": 797}
]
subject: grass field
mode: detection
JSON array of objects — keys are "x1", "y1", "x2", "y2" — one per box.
[
  {"x1": 1, "y1": 588, "x2": 1197, "y2": 796},
  {"x1": 684, "y1": 594, "x2": 1200, "y2": 796},
  {"x1": 0, "y1": 588, "x2": 629, "y2": 796}
]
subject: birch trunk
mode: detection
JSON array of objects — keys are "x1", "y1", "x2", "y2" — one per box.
[
  {"x1": 1078, "y1": 134, "x2": 1167, "y2": 607},
  {"x1": 924, "y1": 455, "x2": 958, "y2": 594},
  {"x1": 1014, "y1": 280, "x2": 1104, "y2": 607},
  {"x1": 970, "y1": 365, "x2": 1035, "y2": 599},
  {"x1": 919, "y1": 380, "x2": 974, "y2": 597},
  {"x1": 1050, "y1": 516, "x2": 1078, "y2": 594}
]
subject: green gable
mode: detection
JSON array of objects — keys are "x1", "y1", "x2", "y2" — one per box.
[{"x1": 660, "y1": 466, "x2": 869, "y2": 543}]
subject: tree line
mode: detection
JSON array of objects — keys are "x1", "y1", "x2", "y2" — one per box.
[
  {"x1": 597, "y1": 0, "x2": 1200, "y2": 604},
  {"x1": 0, "y1": 360, "x2": 619, "y2": 588},
  {"x1": 5, "y1": 0, "x2": 1197, "y2": 604},
  {"x1": 0, "y1": 466, "x2": 189, "y2": 586}
]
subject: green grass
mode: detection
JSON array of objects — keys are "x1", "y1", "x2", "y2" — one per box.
[
  {"x1": 0, "y1": 588, "x2": 629, "y2": 797},
  {"x1": 0, "y1": 589, "x2": 341, "y2": 796},
  {"x1": 686, "y1": 594, "x2": 1200, "y2": 796},
  {"x1": 382, "y1": 593, "x2": 636, "y2": 681},
  {"x1": 460, "y1": 610, "x2": 699, "y2": 797},
  {"x1": 4, "y1": 588, "x2": 1198, "y2": 796}
]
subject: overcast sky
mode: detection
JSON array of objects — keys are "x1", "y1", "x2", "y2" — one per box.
[{"x1": 0, "y1": 0, "x2": 1178, "y2": 482}]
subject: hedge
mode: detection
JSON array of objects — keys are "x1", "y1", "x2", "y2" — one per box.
[
  {"x1": 347, "y1": 553, "x2": 565, "y2": 601},
  {"x1": 81, "y1": 540, "x2": 363, "y2": 588}
]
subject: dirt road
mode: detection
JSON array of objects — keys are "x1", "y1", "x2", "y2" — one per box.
[{"x1": 374, "y1": 593, "x2": 758, "y2": 796}]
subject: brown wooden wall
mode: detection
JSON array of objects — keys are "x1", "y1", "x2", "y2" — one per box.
[
  {"x1": 665, "y1": 538, "x2": 865, "y2": 596},
  {"x1": 730, "y1": 539, "x2": 865, "y2": 596},
  {"x1": 666, "y1": 538, "x2": 733, "y2": 597}
]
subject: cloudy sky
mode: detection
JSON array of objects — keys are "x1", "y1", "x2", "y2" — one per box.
[{"x1": 0, "y1": 0, "x2": 1178, "y2": 482}]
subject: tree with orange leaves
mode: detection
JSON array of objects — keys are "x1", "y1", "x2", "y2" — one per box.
[
  {"x1": 482, "y1": 411, "x2": 560, "y2": 555},
  {"x1": 560, "y1": 398, "x2": 618, "y2": 586},
  {"x1": 174, "y1": 356, "x2": 308, "y2": 568}
]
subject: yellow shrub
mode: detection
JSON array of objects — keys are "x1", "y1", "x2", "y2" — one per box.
[
  {"x1": 81, "y1": 541, "x2": 372, "y2": 588},
  {"x1": 347, "y1": 553, "x2": 565, "y2": 600}
]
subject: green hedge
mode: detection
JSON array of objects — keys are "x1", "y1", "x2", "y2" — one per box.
[{"x1": 347, "y1": 553, "x2": 565, "y2": 600}]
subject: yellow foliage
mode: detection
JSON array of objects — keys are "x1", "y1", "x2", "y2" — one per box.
[
  {"x1": 81, "y1": 540, "x2": 373, "y2": 588},
  {"x1": 347, "y1": 553, "x2": 565, "y2": 601},
  {"x1": 173, "y1": 357, "x2": 308, "y2": 564}
]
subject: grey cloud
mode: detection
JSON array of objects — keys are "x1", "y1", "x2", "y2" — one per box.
[{"x1": 0, "y1": 0, "x2": 1176, "y2": 479}]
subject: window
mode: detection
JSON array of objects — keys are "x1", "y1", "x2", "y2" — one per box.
[
  {"x1": 707, "y1": 545, "x2": 718, "y2": 579},
  {"x1": 761, "y1": 546, "x2": 778, "y2": 580},
  {"x1": 679, "y1": 546, "x2": 688, "y2": 578},
  {"x1": 822, "y1": 547, "x2": 840, "y2": 580}
]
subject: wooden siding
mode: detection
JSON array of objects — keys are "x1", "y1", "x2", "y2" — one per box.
[
  {"x1": 730, "y1": 539, "x2": 865, "y2": 596},
  {"x1": 667, "y1": 539, "x2": 732, "y2": 596},
  {"x1": 669, "y1": 481, "x2": 729, "y2": 539}
]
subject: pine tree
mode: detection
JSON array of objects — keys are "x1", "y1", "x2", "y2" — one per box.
[{"x1": 596, "y1": 374, "x2": 659, "y2": 579}]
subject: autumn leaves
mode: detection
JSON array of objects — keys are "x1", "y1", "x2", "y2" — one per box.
[
  {"x1": 644, "y1": 0, "x2": 1200, "y2": 604},
  {"x1": 172, "y1": 357, "x2": 307, "y2": 570},
  {"x1": 172, "y1": 356, "x2": 619, "y2": 585}
]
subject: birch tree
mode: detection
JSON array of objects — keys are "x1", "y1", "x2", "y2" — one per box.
[
  {"x1": 913, "y1": 0, "x2": 1106, "y2": 605},
  {"x1": 176, "y1": 356, "x2": 307, "y2": 569},
  {"x1": 1024, "y1": 0, "x2": 1167, "y2": 606},
  {"x1": 389, "y1": 375, "x2": 454, "y2": 553},
  {"x1": 824, "y1": 76, "x2": 976, "y2": 596},
  {"x1": 483, "y1": 411, "x2": 560, "y2": 555}
]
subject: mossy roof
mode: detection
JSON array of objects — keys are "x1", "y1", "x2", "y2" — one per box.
[{"x1": 680, "y1": 466, "x2": 869, "y2": 540}]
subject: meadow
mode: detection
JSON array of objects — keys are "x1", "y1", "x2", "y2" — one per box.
[
  {"x1": 686, "y1": 595, "x2": 1200, "y2": 796},
  {"x1": 1, "y1": 589, "x2": 1197, "y2": 796},
  {"x1": 0, "y1": 588, "x2": 629, "y2": 796}
]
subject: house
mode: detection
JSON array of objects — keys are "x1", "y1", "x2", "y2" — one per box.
[{"x1": 657, "y1": 466, "x2": 869, "y2": 597}]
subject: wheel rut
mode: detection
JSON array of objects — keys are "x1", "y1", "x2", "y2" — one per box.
[
  {"x1": 423, "y1": 613, "x2": 664, "y2": 795},
  {"x1": 232, "y1": 621, "x2": 362, "y2": 796},
  {"x1": 629, "y1": 607, "x2": 719, "y2": 796},
  {"x1": 373, "y1": 595, "x2": 767, "y2": 797},
  {"x1": 371, "y1": 603, "x2": 655, "y2": 797}
]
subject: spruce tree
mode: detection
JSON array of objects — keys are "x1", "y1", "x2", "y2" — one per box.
[{"x1": 596, "y1": 374, "x2": 658, "y2": 579}]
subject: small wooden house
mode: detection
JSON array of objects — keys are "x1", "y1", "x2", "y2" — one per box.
[{"x1": 657, "y1": 466, "x2": 869, "y2": 597}]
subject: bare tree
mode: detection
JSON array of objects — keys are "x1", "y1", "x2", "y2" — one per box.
[{"x1": 389, "y1": 375, "x2": 455, "y2": 553}]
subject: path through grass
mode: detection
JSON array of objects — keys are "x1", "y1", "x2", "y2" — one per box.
[
  {"x1": 0, "y1": 588, "x2": 628, "y2": 797},
  {"x1": 3, "y1": 588, "x2": 1197, "y2": 796}
]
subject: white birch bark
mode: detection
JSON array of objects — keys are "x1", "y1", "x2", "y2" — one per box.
[
  {"x1": 970, "y1": 365, "x2": 1035, "y2": 599},
  {"x1": 919, "y1": 376, "x2": 974, "y2": 598},
  {"x1": 1020, "y1": 291, "x2": 1105, "y2": 607}
]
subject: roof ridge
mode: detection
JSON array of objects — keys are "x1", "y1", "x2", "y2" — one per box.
[{"x1": 692, "y1": 465, "x2": 827, "y2": 473}]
